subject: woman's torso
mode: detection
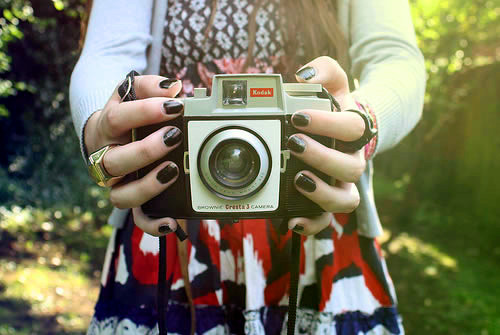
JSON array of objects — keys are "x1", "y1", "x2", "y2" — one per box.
[{"x1": 87, "y1": 1, "x2": 402, "y2": 333}]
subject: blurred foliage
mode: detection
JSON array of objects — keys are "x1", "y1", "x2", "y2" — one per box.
[
  {"x1": 375, "y1": 0, "x2": 500, "y2": 219},
  {"x1": 0, "y1": 3, "x2": 109, "y2": 330},
  {"x1": 0, "y1": 0, "x2": 110, "y2": 220},
  {"x1": 373, "y1": 1, "x2": 500, "y2": 333},
  {"x1": 0, "y1": 0, "x2": 499, "y2": 334}
]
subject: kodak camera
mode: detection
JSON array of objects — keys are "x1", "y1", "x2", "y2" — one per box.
[{"x1": 133, "y1": 74, "x2": 334, "y2": 219}]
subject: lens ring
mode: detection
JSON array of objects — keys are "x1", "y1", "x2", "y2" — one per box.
[
  {"x1": 209, "y1": 139, "x2": 261, "y2": 189},
  {"x1": 197, "y1": 127, "x2": 272, "y2": 200}
]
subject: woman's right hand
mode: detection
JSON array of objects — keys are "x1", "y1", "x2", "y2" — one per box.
[{"x1": 84, "y1": 75, "x2": 184, "y2": 237}]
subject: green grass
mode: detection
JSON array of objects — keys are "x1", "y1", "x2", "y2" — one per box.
[
  {"x1": 0, "y1": 260, "x2": 99, "y2": 334},
  {"x1": 0, "y1": 206, "x2": 110, "y2": 335},
  {"x1": 1, "y1": 180, "x2": 499, "y2": 335},
  {"x1": 375, "y1": 174, "x2": 500, "y2": 335}
]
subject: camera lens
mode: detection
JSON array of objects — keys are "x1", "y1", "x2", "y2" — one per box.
[
  {"x1": 198, "y1": 127, "x2": 272, "y2": 200},
  {"x1": 210, "y1": 140, "x2": 260, "y2": 189}
]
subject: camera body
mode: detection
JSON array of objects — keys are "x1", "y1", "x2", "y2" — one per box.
[{"x1": 134, "y1": 74, "x2": 333, "y2": 219}]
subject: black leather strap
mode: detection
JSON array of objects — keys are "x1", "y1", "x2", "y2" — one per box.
[
  {"x1": 335, "y1": 108, "x2": 378, "y2": 153},
  {"x1": 318, "y1": 87, "x2": 341, "y2": 112},
  {"x1": 158, "y1": 236, "x2": 168, "y2": 335},
  {"x1": 119, "y1": 69, "x2": 189, "y2": 334},
  {"x1": 318, "y1": 89, "x2": 377, "y2": 153},
  {"x1": 118, "y1": 70, "x2": 140, "y2": 102},
  {"x1": 287, "y1": 230, "x2": 301, "y2": 335}
]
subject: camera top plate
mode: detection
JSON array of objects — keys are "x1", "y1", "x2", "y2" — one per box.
[{"x1": 283, "y1": 83, "x2": 322, "y2": 95}]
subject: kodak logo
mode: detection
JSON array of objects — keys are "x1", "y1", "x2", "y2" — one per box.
[{"x1": 250, "y1": 88, "x2": 274, "y2": 97}]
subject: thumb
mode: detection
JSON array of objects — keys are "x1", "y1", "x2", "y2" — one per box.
[{"x1": 295, "y1": 56, "x2": 349, "y2": 95}]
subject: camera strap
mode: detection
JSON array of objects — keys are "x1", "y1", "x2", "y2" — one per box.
[
  {"x1": 157, "y1": 225, "x2": 302, "y2": 335},
  {"x1": 176, "y1": 220, "x2": 196, "y2": 335},
  {"x1": 287, "y1": 230, "x2": 302, "y2": 335},
  {"x1": 158, "y1": 224, "x2": 189, "y2": 335},
  {"x1": 285, "y1": 90, "x2": 345, "y2": 334},
  {"x1": 155, "y1": 88, "x2": 343, "y2": 335},
  {"x1": 158, "y1": 235, "x2": 168, "y2": 335}
]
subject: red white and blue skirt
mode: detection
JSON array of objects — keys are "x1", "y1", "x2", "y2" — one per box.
[{"x1": 87, "y1": 212, "x2": 403, "y2": 335}]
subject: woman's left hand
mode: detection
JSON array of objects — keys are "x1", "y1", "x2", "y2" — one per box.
[{"x1": 287, "y1": 56, "x2": 367, "y2": 235}]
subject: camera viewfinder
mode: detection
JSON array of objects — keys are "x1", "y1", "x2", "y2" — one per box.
[{"x1": 223, "y1": 80, "x2": 247, "y2": 106}]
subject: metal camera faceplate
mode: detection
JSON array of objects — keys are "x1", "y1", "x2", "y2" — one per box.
[{"x1": 188, "y1": 120, "x2": 281, "y2": 213}]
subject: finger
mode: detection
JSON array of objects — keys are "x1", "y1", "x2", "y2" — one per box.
[
  {"x1": 110, "y1": 75, "x2": 182, "y2": 105},
  {"x1": 291, "y1": 109, "x2": 365, "y2": 141},
  {"x1": 132, "y1": 207, "x2": 178, "y2": 237},
  {"x1": 109, "y1": 161, "x2": 179, "y2": 209},
  {"x1": 101, "y1": 97, "x2": 183, "y2": 138},
  {"x1": 295, "y1": 56, "x2": 349, "y2": 95},
  {"x1": 294, "y1": 171, "x2": 360, "y2": 213},
  {"x1": 287, "y1": 134, "x2": 366, "y2": 183},
  {"x1": 287, "y1": 212, "x2": 333, "y2": 236},
  {"x1": 103, "y1": 126, "x2": 182, "y2": 177}
]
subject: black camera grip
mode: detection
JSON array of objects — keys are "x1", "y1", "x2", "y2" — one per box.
[{"x1": 134, "y1": 116, "x2": 189, "y2": 218}]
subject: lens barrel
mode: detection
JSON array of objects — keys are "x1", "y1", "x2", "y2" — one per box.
[
  {"x1": 209, "y1": 139, "x2": 261, "y2": 189},
  {"x1": 198, "y1": 127, "x2": 271, "y2": 200}
]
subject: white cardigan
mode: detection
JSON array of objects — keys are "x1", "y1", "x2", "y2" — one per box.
[{"x1": 70, "y1": 0, "x2": 426, "y2": 236}]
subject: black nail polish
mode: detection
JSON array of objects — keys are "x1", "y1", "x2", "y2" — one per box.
[
  {"x1": 292, "y1": 112, "x2": 311, "y2": 127},
  {"x1": 163, "y1": 128, "x2": 182, "y2": 146},
  {"x1": 163, "y1": 100, "x2": 184, "y2": 114},
  {"x1": 292, "y1": 225, "x2": 304, "y2": 233},
  {"x1": 287, "y1": 136, "x2": 306, "y2": 153},
  {"x1": 296, "y1": 173, "x2": 316, "y2": 192},
  {"x1": 157, "y1": 163, "x2": 178, "y2": 184},
  {"x1": 296, "y1": 66, "x2": 316, "y2": 80},
  {"x1": 159, "y1": 78, "x2": 179, "y2": 89},
  {"x1": 175, "y1": 226, "x2": 188, "y2": 241},
  {"x1": 158, "y1": 225, "x2": 172, "y2": 234}
]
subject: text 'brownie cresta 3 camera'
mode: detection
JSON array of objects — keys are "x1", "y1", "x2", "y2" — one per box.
[{"x1": 134, "y1": 74, "x2": 335, "y2": 219}]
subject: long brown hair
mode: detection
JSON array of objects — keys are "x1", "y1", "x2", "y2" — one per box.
[
  {"x1": 280, "y1": 0, "x2": 348, "y2": 71},
  {"x1": 79, "y1": 0, "x2": 347, "y2": 74}
]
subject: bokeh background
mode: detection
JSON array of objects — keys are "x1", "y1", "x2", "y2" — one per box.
[{"x1": 0, "y1": 0, "x2": 499, "y2": 334}]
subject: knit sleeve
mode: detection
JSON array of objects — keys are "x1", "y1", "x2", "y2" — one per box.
[
  {"x1": 69, "y1": 0, "x2": 154, "y2": 161},
  {"x1": 349, "y1": 0, "x2": 426, "y2": 156}
]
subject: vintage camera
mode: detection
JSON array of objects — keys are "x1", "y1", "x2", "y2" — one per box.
[{"x1": 133, "y1": 74, "x2": 334, "y2": 219}]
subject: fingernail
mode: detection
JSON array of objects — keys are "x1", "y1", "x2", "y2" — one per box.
[
  {"x1": 163, "y1": 128, "x2": 182, "y2": 146},
  {"x1": 287, "y1": 136, "x2": 306, "y2": 153},
  {"x1": 163, "y1": 100, "x2": 184, "y2": 114},
  {"x1": 157, "y1": 163, "x2": 178, "y2": 184},
  {"x1": 175, "y1": 225, "x2": 188, "y2": 241},
  {"x1": 292, "y1": 225, "x2": 304, "y2": 233},
  {"x1": 158, "y1": 225, "x2": 173, "y2": 234},
  {"x1": 159, "y1": 78, "x2": 179, "y2": 89},
  {"x1": 296, "y1": 66, "x2": 316, "y2": 80},
  {"x1": 292, "y1": 112, "x2": 311, "y2": 127},
  {"x1": 296, "y1": 173, "x2": 316, "y2": 192}
]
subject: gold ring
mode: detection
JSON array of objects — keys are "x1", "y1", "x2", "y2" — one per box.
[{"x1": 88, "y1": 144, "x2": 121, "y2": 187}]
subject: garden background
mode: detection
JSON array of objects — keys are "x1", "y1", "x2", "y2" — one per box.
[{"x1": 0, "y1": 0, "x2": 499, "y2": 334}]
